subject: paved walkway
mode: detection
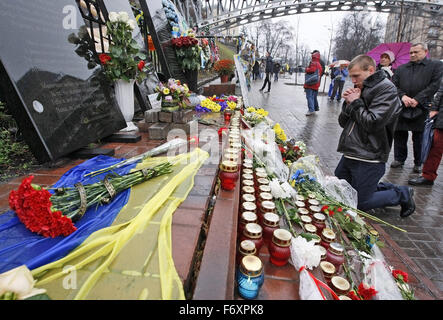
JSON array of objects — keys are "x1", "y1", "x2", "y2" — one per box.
[{"x1": 245, "y1": 73, "x2": 443, "y2": 294}]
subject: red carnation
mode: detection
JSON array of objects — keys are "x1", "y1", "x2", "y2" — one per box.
[
  {"x1": 347, "y1": 290, "x2": 361, "y2": 300},
  {"x1": 328, "y1": 209, "x2": 335, "y2": 217},
  {"x1": 138, "y1": 60, "x2": 145, "y2": 71},
  {"x1": 358, "y1": 282, "x2": 378, "y2": 300},
  {"x1": 8, "y1": 176, "x2": 77, "y2": 238},
  {"x1": 99, "y1": 53, "x2": 111, "y2": 65},
  {"x1": 392, "y1": 269, "x2": 409, "y2": 283},
  {"x1": 321, "y1": 205, "x2": 329, "y2": 212}
]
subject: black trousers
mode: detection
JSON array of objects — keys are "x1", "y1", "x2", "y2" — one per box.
[
  {"x1": 261, "y1": 72, "x2": 271, "y2": 91},
  {"x1": 393, "y1": 130, "x2": 423, "y2": 166},
  {"x1": 331, "y1": 80, "x2": 345, "y2": 100}
]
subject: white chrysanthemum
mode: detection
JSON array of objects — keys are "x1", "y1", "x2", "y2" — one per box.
[
  {"x1": 118, "y1": 11, "x2": 129, "y2": 23},
  {"x1": 127, "y1": 19, "x2": 137, "y2": 30},
  {"x1": 108, "y1": 11, "x2": 119, "y2": 23},
  {"x1": 269, "y1": 178, "x2": 288, "y2": 199}
]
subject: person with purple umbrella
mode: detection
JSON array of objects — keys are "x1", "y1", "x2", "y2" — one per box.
[
  {"x1": 377, "y1": 50, "x2": 395, "y2": 80},
  {"x1": 390, "y1": 43, "x2": 443, "y2": 173}
]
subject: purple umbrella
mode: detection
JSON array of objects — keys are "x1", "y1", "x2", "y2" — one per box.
[{"x1": 366, "y1": 42, "x2": 412, "y2": 69}]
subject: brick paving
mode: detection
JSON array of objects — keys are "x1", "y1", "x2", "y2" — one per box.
[{"x1": 246, "y1": 74, "x2": 443, "y2": 296}]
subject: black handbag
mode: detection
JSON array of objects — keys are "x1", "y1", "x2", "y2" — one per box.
[{"x1": 401, "y1": 106, "x2": 423, "y2": 120}]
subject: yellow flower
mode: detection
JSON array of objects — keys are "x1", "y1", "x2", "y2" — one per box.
[
  {"x1": 163, "y1": 88, "x2": 170, "y2": 95},
  {"x1": 247, "y1": 106, "x2": 256, "y2": 113}
]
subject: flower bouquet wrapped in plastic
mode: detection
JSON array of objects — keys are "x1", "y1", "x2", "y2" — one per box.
[
  {"x1": 363, "y1": 245, "x2": 404, "y2": 300},
  {"x1": 290, "y1": 236, "x2": 336, "y2": 300}
]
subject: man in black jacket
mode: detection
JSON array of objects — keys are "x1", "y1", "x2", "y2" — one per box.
[
  {"x1": 335, "y1": 55, "x2": 416, "y2": 217},
  {"x1": 259, "y1": 52, "x2": 273, "y2": 93},
  {"x1": 409, "y1": 76, "x2": 443, "y2": 186},
  {"x1": 391, "y1": 43, "x2": 443, "y2": 173}
]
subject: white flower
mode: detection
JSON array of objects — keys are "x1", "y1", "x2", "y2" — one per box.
[
  {"x1": 118, "y1": 11, "x2": 129, "y2": 23},
  {"x1": 127, "y1": 19, "x2": 137, "y2": 30},
  {"x1": 0, "y1": 265, "x2": 46, "y2": 299},
  {"x1": 108, "y1": 11, "x2": 119, "y2": 23}
]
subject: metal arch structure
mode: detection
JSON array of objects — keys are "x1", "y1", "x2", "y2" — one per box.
[{"x1": 169, "y1": 0, "x2": 443, "y2": 34}]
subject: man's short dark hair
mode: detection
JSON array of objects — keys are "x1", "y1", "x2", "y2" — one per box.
[
  {"x1": 348, "y1": 55, "x2": 376, "y2": 71},
  {"x1": 411, "y1": 42, "x2": 428, "y2": 51}
]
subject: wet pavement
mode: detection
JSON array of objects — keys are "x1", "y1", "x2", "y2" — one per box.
[{"x1": 245, "y1": 73, "x2": 443, "y2": 294}]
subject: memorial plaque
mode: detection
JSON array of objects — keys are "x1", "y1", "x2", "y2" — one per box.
[
  {"x1": 0, "y1": 0, "x2": 126, "y2": 163},
  {"x1": 139, "y1": 0, "x2": 189, "y2": 87}
]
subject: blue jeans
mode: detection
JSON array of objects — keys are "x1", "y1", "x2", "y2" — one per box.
[
  {"x1": 305, "y1": 88, "x2": 319, "y2": 112},
  {"x1": 334, "y1": 156, "x2": 410, "y2": 211}
]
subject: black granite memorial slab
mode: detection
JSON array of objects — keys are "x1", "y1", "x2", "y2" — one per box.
[{"x1": 0, "y1": 0, "x2": 126, "y2": 163}]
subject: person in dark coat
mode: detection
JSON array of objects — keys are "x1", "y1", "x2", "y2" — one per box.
[
  {"x1": 376, "y1": 50, "x2": 395, "y2": 80},
  {"x1": 273, "y1": 62, "x2": 281, "y2": 81},
  {"x1": 259, "y1": 52, "x2": 273, "y2": 93},
  {"x1": 409, "y1": 76, "x2": 443, "y2": 185},
  {"x1": 391, "y1": 43, "x2": 443, "y2": 173},
  {"x1": 335, "y1": 55, "x2": 415, "y2": 217},
  {"x1": 253, "y1": 60, "x2": 260, "y2": 80}
]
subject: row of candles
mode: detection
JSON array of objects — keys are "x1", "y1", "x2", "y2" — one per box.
[{"x1": 218, "y1": 112, "x2": 355, "y2": 299}]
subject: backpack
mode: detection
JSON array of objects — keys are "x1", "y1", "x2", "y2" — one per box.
[{"x1": 319, "y1": 59, "x2": 325, "y2": 76}]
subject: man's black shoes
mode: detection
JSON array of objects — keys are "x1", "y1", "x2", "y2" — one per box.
[
  {"x1": 408, "y1": 176, "x2": 434, "y2": 186},
  {"x1": 390, "y1": 160, "x2": 404, "y2": 168},
  {"x1": 400, "y1": 187, "x2": 416, "y2": 218}
]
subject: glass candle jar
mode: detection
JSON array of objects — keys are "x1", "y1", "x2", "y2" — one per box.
[
  {"x1": 262, "y1": 213, "x2": 280, "y2": 247},
  {"x1": 236, "y1": 240, "x2": 256, "y2": 265},
  {"x1": 258, "y1": 200, "x2": 275, "y2": 224},
  {"x1": 320, "y1": 261, "x2": 336, "y2": 284},
  {"x1": 300, "y1": 215, "x2": 313, "y2": 225},
  {"x1": 230, "y1": 142, "x2": 242, "y2": 151},
  {"x1": 295, "y1": 194, "x2": 305, "y2": 203},
  {"x1": 239, "y1": 212, "x2": 258, "y2": 236},
  {"x1": 242, "y1": 168, "x2": 253, "y2": 176},
  {"x1": 312, "y1": 213, "x2": 327, "y2": 235},
  {"x1": 241, "y1": 201, "x2": 257, "y2": 216},
  {"x1": 219, "y1": 160, "x2": 239, "y2": 191},
  {"x1": 254, "y1": 167, "x2": 267, "y2": 175},
  {"x1": 242, "y1": 186, "x2": 255, "y2": 197},
  {"x1": 242, "y1": 193, "x2": 256, "y2": 204},
  {"x1": 257, "y1": 184, "x2": 271, "y2": 195},
  {"x1": 224, "y1": 111, "x2": 232, "y2": 122},
  {"x1": 317, "y1": 245, "x2": 327, "y2": 261},
  {"x1": 242, "y1": 173, "x2": 254, "y2": 182},
  {"x1": 240, "y1": 223, "x2": 264, "y2": 252},
  {"x1": 320, "y1": 228, "x2": 336, "y2": 249},
  {"x1": 242, "y1": 162, "x2": 253, "y2": 171},
  {"x1": 255, "y1": 171, "x2": 268, "y2": 182},
  {"x1": 237, "y1": 255, "x2": 264, "y2": 300},
  {"x1": 257, "y1": 178, "x2": 270, "y2": 188},
  {"x1": 298, "y1": 208, "x2": 310, "y2": 217},
  {"x1": 242, "y1": 179, "x2": 255, "y2": 189},
  {"x1": 331, "y1": 276, "x2": 351, "y2": 296},
  {"x1": 309, "y1": 205, "x2": 321, "y2": 217},
  {"x1": 295, "y1": 201, "x2": 306, "y2": 210},
  {"x1": 308, "y1": 199, "x2": 320, "y2": 207},
  {"x1": 269, "y1": 229, "x2": 292, "y2": 267},
  {"x1": 304, "y1": 223, "x2": 317, "y2": 235},
  {"x1": 224, "y1": 152, "x2": 238, "y2": 162},
  {"x1": 258, "y1": 192, "x2": 273, "y2": 209},
  {"x1": 326, "y1": 242, "x2": 345, "y2": 272}
]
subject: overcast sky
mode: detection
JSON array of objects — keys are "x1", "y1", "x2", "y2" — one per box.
[{"x1": 273, "y1": 11, "x2": 389, "y2": 59}]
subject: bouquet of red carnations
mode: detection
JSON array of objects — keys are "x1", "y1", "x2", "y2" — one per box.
[{"x1": 9, "y1": 162, "x2": 173, "y2": 238}]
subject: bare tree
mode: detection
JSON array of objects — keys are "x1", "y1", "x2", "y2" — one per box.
[{"x1": 333, "y1": 12, "x2": 385, "y2": 60}]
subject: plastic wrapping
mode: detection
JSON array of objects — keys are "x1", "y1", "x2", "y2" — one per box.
[
  {"x1": 290, "y1": 236, "x2": 324, "y2": 300},
  {"x1": 363, "y1": 245, "x2": 404, "y2": 300},
  {"x1": 242, "y1": 123, "x2": 289, "y2": 181},
  {"x1": 322, "y1": 176, "x2": 358, "y2": 209},
  {"x1": 289, "y1": 155, "x2": 325, "y2": 186}
]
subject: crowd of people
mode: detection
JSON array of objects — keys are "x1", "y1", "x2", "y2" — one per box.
[
  {"x1": 309, "y1": 43, "x2": 442, "y2": 217},
  {"x1": 239, "y1": 40, "x2": 442, "y2": 218}
]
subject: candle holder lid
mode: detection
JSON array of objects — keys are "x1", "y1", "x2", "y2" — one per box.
[
  {"x1": 225, "y1": 148, "x2": 238, "y2": 154},
  {"x1": 239, "y1": 240, "x2": 256, "y2": 255},
  {"x1": 230, "y1": 142, "x2": 242, "y2": 149},
  {"x1": 320, "y1": 261, "x2": 336, "y2": 275},
  {"x1": 240, "y1": 255, "x2": 263, "y2": 276},
  {"x1": 242, "y1": 173, "x2": 254, "y2": 181},
  {"x1": 295, "y1": 194, "x2": 305, "y2": 202},
  {"x1": 242, "y1": 168, "x2": 253, "y2": 175},
  {"x1": 243, "y1": 159, "x2": 253, "y2": 165},
  {"x1": 321, "y1": 228, "x2": 336, "y2": 241},
  {"x1": 220, "y1": 160, "x2": 238, "y2": 173},
  {"x1": 241, "y1": 211, "x2": 257, "y2": 223},
  {"x1": 242, "y1": 201, "x2": 257, "y2": 212},
  {"x1": 258, "y1": 185, "x2": 271, "y2": 193},
  {"x1": 308, "y1": 199, "x2": 320, "y2": 206},
  {"x1": 263, "y1": 212, "x2": 280, "y2": 227},
  {"x1": 272, "y1": 229, "x2": 292, "y2": 247},
  {"x1": 242, "y1": 186, "x2": 255, "y2": 194},
  {"x1": 331, "y1": 276, "x2": 350, "y2": 292},
  {"x1": 257, "y1": 178, "x2": 270, "y2": 185},
  {"x1": 259, "y1": 192, "x2": 273, "y2": 201},
  {"x1": 295, "y1": 201, "x2": 305, "y2": 208},
  {"x1": 261, "y1": 200, "x2": 275, "y2": 211},
  {"x1": 329, "y1": 242, "x2": 344, "y2": 255},
  {"x1": 242, "y1": 163, "x2": 253, "y2": 170},
  {"x1": 300, "y1": 215, "x2": 312, "y2": 224},
  {"x1": 242, "y1": 179, "x2": 254, "y2": 187},
  {"x1": 255, "y1": 167, "x2": 266, "y2": 173},
  {"x1": 313, "y1": 212, "x2": 326, "y2": 222},
  {"x1": 309, "y1": 205, "x2": 321, "y2": 213},
  {"x1": 255, "y1": 171, "x2": 267, "y2": 179},
  {"x1": 244, "y1": 223, "x2": 262, "y2": 238},
  {"x1": 242, "y1": 193, "x2": 256, "y2": 203},
  {"x1": 298, "y1": 208, "x2": 309, "y2": 215},
  {"x1": 305, "y1": 224, "x2": 317, "y2": 234}
]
